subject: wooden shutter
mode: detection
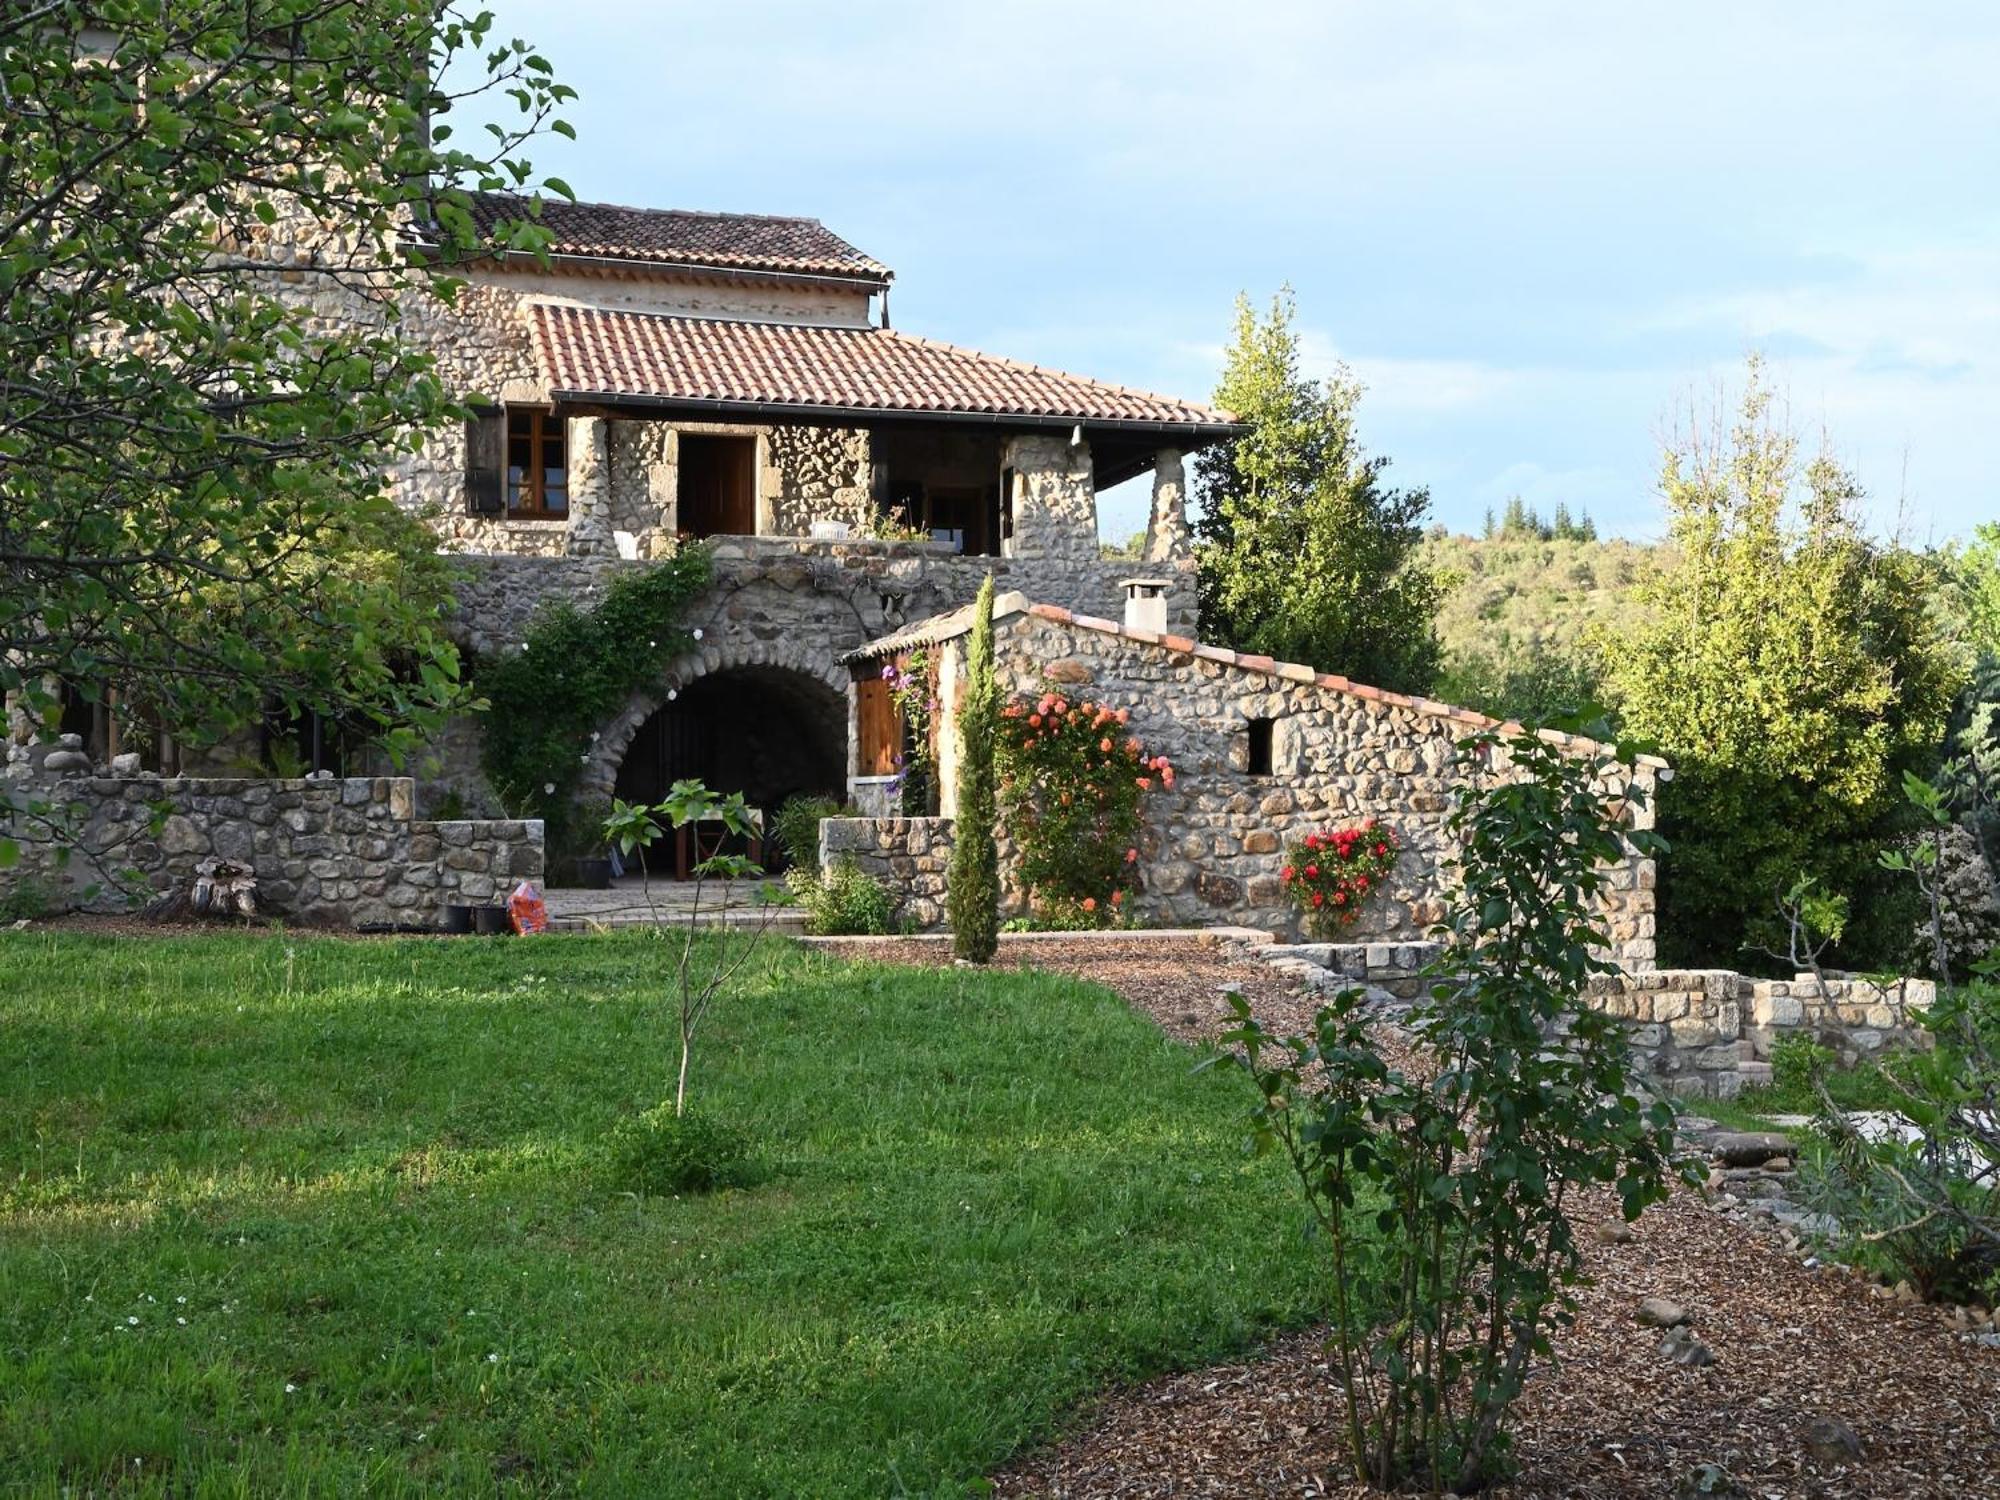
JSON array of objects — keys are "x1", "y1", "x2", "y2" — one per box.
[
  {"x1": 464, "y1": 406, "x2": 505, "y2": 514},
  {"x1": 855, "y1": 674, "x2": 899, "y2": 776}
]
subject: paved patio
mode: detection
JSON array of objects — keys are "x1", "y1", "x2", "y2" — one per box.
[{"x1": 544, "y1": 876, "x2": 807, "y2": 931}]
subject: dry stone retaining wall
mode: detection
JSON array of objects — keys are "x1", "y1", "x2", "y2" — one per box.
[
  {"x1": 1236, "y1": 936, "x2": 1934, "y2": 1100},
  {"x1": 820, "y1": 816, "x2": 952, "y2": 930},
  {"x1": 1, "y1": 764, "x2": 540, "y2": 928}
]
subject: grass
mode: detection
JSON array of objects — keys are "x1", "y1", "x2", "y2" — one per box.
[
  {"x1": 1698, "y1": 1063, "x2": 1914, "y2": 1135},
  {"x1": 0, "y1": 930, "x2": 1323, "y2": 1497}
]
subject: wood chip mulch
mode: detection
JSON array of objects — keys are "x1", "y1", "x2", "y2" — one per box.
[{"x1": 819, "y1": 936, "x2": 2000, "y2": 1498}]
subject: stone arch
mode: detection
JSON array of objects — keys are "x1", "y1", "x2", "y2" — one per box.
[{"x1": 579, "y1": 636, "x2": 850, "y2": 806}]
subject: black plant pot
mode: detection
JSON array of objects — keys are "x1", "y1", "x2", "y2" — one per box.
[
  {"x1": 472, "y1": 905, "x2": 511, "y2": 936},
  {"x1": 439, "y1": 903, "x2": 474, "y2": 935},
  {"x1": 572, "y1": 856, "x2": 613, "y2": 891}
]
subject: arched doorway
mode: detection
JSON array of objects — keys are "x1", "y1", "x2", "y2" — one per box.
[{"x1": 612, "y1": 666, "x2": 847, "y2": 865}]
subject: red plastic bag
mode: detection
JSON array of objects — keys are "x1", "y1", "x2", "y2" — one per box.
[{"x1": 508, "y1": 880, "x2": 548, "y2": 935}]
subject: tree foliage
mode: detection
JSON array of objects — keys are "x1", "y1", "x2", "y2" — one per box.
[
  {"x1": 1606, "y1": 361, "x2": 1963, "y2": 967},
  {"x1": 1482, "y1": 496, "x2": 1598, "y2": 542},
  {"x1": 1421, "y1": 529, "x2": 1661, "y2": 723},
  {"x1": 948, "y1": 575, "x2": 1001, "y2": 963},
  {"x1": 0, "y1": 2, "x2": 574, "y2": 761},
  {"x1": 1936, "y1": 525, "x2": 2000, "y2": 862},
  {"x1": 1194, "y1": 290, "x2": 1445, "y2": 694}
]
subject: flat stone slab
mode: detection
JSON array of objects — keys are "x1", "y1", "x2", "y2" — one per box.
[{"x1": 1709, "y1": 1131, "x2": 1794, "y2": 1166}]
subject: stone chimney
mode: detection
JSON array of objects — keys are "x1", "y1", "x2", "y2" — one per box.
[{"x1": 1121, "y1": 578, "x2": 1172, "y2": 634}]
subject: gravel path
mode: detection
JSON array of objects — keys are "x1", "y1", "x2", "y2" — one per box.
[{"x1": 818, "y1": 936, "x2": 2000, "y2": 1499}]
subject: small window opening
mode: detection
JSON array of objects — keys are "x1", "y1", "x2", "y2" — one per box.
[{"x1": 1246, "y1": 717, "x2": 1275, "y2": 777}]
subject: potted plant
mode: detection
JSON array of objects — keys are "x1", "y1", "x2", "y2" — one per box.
[{"x1": 566, "y1": 799, "x2": 616, "y2": 889}]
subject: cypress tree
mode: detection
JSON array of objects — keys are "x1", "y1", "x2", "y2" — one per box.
[{"x1": 948, "y1": 576, "x2": 1001, "y2": 963}]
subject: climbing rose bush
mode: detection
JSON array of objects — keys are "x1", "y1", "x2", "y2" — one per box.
[
  {"x1": 1282, "y1": 820, "x2": 1400, "y2": 937},
  {"x1": 998, "y1": 690, "x2": 1171, "y2": 926}
]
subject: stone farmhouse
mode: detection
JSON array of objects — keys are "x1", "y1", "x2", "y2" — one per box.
[{"x1": 389, "y1": 193, "x2": 1239, "y2": 823}]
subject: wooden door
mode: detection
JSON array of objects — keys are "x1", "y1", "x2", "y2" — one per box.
[{"x1": 678, "y1": 434, "x2": 758, "y2": 538}]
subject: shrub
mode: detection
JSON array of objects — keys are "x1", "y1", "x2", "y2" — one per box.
[
  {"x1": 1767, "y1": 1032, "x2": 1837, "y2": 1107},
  {"x1": 948, "y1": 576, "x2": 1001, "y2": 962},
  {"x1": 997, "y1": 688, "x2": 1169, "y2": 927},
  {"x1": 772, "y1": 793, "x2": 847, "y2": 876},
  {"x1": 609, "y1": 1104, "x2": 750, "y2": 1196},
  {"x1": 604, "y1": 781, "x2": 787, "y2": 1116},
  {"x1": 0, "y1": 876, "x2": 54, "y2": 922},
  {"x1": 881, "y1": 649, "x2": 940, "y2": 815},
  {"x1": 1280, "y1": 820, "x2": 1400, "y2": 937},
  {"x1": 786, "y1": 856, "x2": 896, "y2": 937},
  {"x1": 1221, "y1": 727, "x2": 1682, "y2": 1492},
  {"x1": 1788, "y1": 771, "x2": 2000, "y2": 1303}
]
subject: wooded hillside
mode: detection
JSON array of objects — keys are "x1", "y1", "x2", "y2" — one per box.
[{"x1": 1421, "y1": 529, "x2": 1665, "y2": 721}]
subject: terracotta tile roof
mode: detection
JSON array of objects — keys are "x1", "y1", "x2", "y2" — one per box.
[
  {"x1": 842, "y1": 596, "x2": 1671, "y2": 772},
  {"x1": 468, "y1": 193, "x2": 890, "y2": 282},
  {"x1": 528, "y1": 304, "x2": 1241, "y2": 432}
]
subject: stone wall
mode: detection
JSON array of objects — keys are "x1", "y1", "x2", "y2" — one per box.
[
  {"x1": 1257, "y1": 938, "x2": 1931, "y2": 1099},
  {"x1": 448, "y1": 541, "x2": 1196, "y2": 661},
  {"x1": 1, "y1": 765, "x2": 541, "y2": 928},
  {"x1": 1236, "y1": 937, "x2": 1934, "y2": 1100},
  {"x1": 1004, "y1": 433, "x2": 1100, "y2": 566},
  {"x1": 432, "y1": 543, "x2": 1197, "y2": 816},
  {"x1": 820, "y1": 815, "x2": 952, "y2": 930},
  {"x1": 924, "y1": 605, "x2": 1658, "y2": 964},
  {"x1": 767, "y1": 425, "x2": 873, "y2": 534}
]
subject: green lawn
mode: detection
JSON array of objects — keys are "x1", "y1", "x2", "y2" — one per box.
[{"x1": 0, "y1": 930, "x2": 1321, "y2": 1497}]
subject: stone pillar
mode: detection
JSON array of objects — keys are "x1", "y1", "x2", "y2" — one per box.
[
  {"x1": 1142, "y1": 447, "x2": 1190, "y2": 563},
  {"x1": 564, "y1": 415, "x2": 616, "y2": 558},
  {"x1": 1002, "y1": 432, "x2": 1097, "y2": 565},
  {"x1": 645, "y1": 427, "x2": 679, "y2": 557}
]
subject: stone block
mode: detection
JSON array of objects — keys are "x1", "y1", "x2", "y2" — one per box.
[
  {"x1": 1195, "y1": 871, "x2": 1241, "y2": 906},
  {"x1": 1669, "y1": 1016, "x2": 1719, "y2": 1048},
  {"x1": 157, "y1": 815, "x2": 206, "y2": 856},
  {"x1": 1753, "y1": 991, "x2": 1804, "y2": 1027}
]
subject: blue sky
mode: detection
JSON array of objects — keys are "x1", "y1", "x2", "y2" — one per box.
[{"x1": 472, "y1": 2, "x2": 1998, "y2": 544}]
